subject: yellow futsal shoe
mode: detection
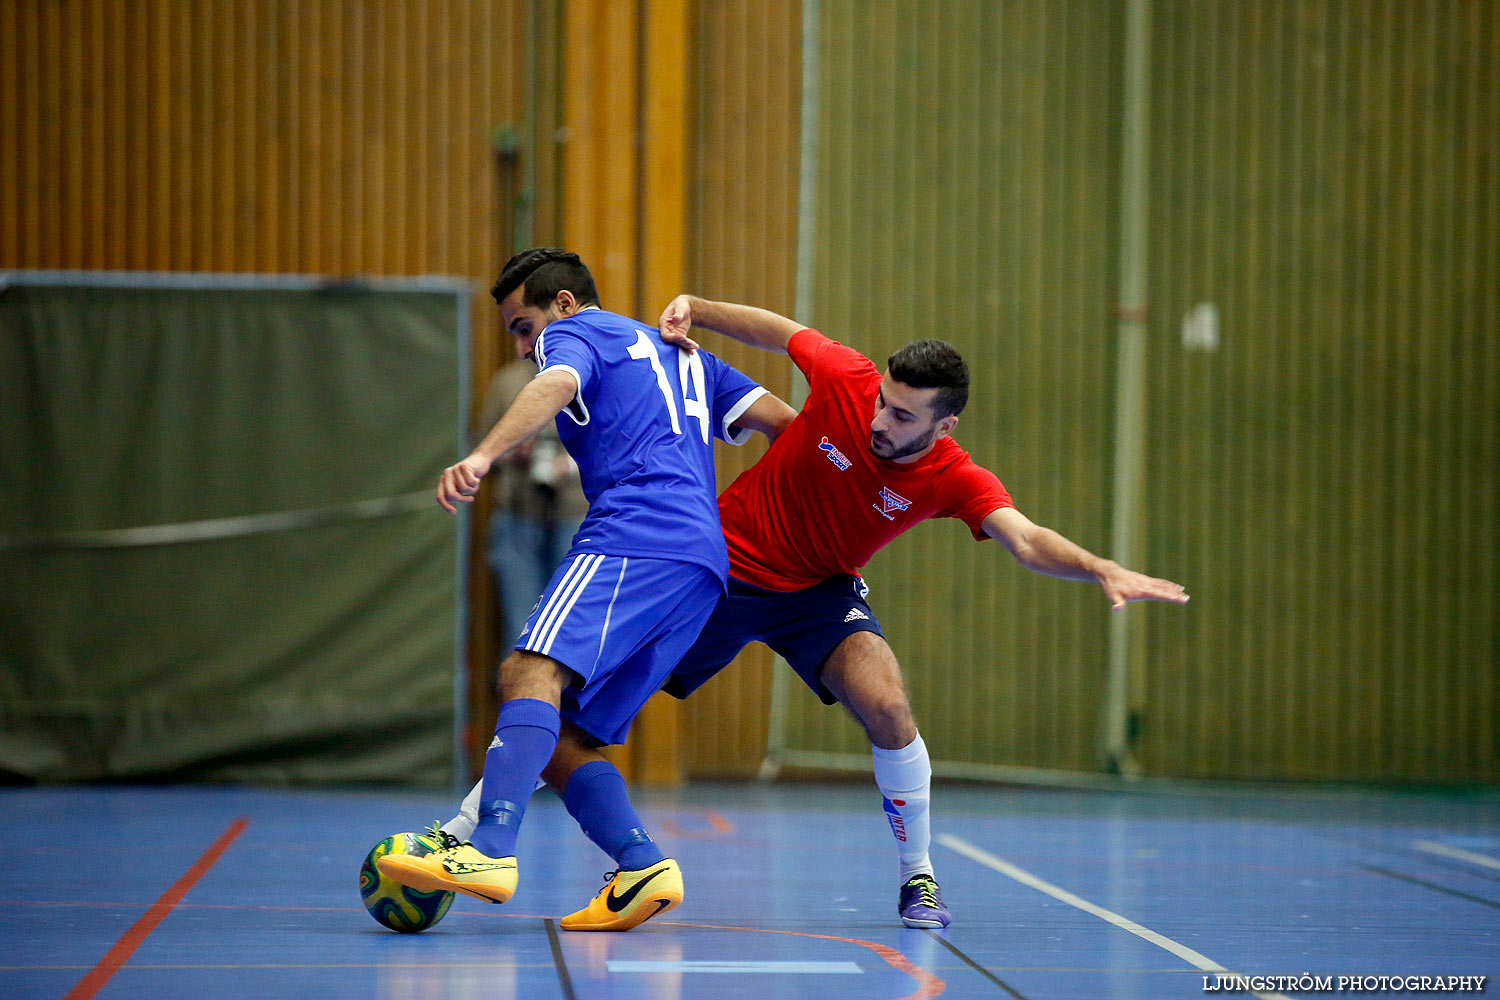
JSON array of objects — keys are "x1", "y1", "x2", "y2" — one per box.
[
  {"x1": 560, "y1": 859, "x2": 684, "y2": 931},
  {"x1": 376, "y1": 839, "x2": 518, "y2": 905}
]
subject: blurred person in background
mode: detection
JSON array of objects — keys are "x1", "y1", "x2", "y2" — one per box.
[{"x1": 477, "y1": 357, "x2": 589, "y2": 646}]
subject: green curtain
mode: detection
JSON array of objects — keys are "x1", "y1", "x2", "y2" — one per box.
[{"x1": 0, "y1": 279, "x2": 463, "y2": 785}]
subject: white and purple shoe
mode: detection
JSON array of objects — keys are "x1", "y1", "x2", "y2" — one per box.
[{"x1": 898, "y1": 874, "x2": 951, "y2": 928}]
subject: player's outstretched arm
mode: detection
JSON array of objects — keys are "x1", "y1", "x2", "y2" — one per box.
[
  {"x1": 729, "y1": 391, "x2": 798, "y2": 443},
  {"x1": 437, "y1": 369, "x2": 578, "y2": 513},
  {"x1": 981, "y1": 506, "x2": 1190, "y2": 611},
  {"x1": 659, "y1": 294, "x2": 805, "y2": 355}
]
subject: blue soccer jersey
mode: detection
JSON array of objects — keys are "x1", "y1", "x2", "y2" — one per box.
[{"x1": 532, "y1": 306, "x2": 766, "y2": 582}]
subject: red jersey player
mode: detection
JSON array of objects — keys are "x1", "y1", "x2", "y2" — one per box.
[{"x1": 652, "y1": 295, "x2": 1189, "y2": 929}]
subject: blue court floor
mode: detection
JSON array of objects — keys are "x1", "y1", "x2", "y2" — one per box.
[{"x1": 3, "y1": 780, "x2": 1496, "y2": 999}]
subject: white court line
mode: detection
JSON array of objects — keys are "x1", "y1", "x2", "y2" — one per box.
[
  {"x1": 607, "y1": 961, "x2": 862, "y2": 975},
  {"x1": 1413, "y1": 840, "x2": 1500, "y2": 872},
  {"x1": 936, "y1": 833, "x2": 1291, "y2": 1000}
]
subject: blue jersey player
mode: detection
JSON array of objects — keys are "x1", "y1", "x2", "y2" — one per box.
[{"x1": 379, "y1": 249, "x2": 793, "y2": 929}]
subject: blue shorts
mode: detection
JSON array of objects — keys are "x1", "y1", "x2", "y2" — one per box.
[
  {"x1": 515, "y1": 553, "x2": 721, "y2": 745},
  {"x1": 663, "y1": 573, "x2": 883, "y2": 706}
]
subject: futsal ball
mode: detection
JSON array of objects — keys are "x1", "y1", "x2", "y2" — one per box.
[{"x1": 358, "y1": 832, "x2": 455, "y2": 932}]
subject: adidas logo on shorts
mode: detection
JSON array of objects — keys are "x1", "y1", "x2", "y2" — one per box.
[{"x1": 844, "y1": 607, "x2": 869, "y2": 623}]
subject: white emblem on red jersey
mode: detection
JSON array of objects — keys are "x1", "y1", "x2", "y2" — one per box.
[{"x1": 872, "y1": 486, "x2": 912, "y2": 520}]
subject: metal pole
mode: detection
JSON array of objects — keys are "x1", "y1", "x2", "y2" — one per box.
[
  {"x1": 517, "y1": 0, "x2": 541, "y2": 251},
  {"x1": 1105, "y1": 0, "x2": 1151, "y2": 778},
  {"x1": 453, "y1": 290, "x2": 473, "y2": 794},
  {"x1": 762, "y1": 0, "x2": 820, "y2": 780}
]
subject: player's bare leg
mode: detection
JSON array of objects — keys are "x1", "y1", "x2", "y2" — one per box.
[
  {"x1": 540, "y1": 722, "x2": 608, "y2": 786},
  {"x1": 821, "y1": 631, "x2": 951, "y2": 928},
  {"x1": 820, "y1": 631, "x2": 916, "y2": 749},
  {"x1": 498, "y1": 648, "x2": 572, "y2": 704}
]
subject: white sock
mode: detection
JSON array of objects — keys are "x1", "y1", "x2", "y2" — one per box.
[
  {"x1": 871, "y1": 732, "x2": 934, "y2": 884},
  {"x1": 439, "y1": 776, "x2": 547, "y2": 841},
  {"x1": 440, "y1": 779, "x2": 483, "y2": 840}
]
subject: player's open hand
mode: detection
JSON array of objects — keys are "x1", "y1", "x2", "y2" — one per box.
[
  {"x1": 436, "y1": 453, "x2": 493, "y2": 513},
  {"x1": 1100, "y1": 566, "x2": 1190, "y2": 611},
  {"x1": 657, "y1": 295, "x2": 700, "y2": 353}
]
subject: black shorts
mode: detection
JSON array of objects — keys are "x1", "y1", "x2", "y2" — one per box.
[{"x1": 662, "y1": 573, "x2": 884, "y2": 705}]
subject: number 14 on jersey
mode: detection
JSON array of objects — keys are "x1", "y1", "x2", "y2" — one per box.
[{"x1": 628, "y1": 330, "x2": 711, "y2": 443}]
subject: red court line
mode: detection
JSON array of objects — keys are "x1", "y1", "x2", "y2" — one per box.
[
  {"x1": 62, "y1": 817, "x2": 249, "y2": 1000},
  {"x1": 46, "y1": 892, "x2": 944, "y2": 998},
  {"x1": 658, "y1": 808, "x2": 735, "y2": 838},
  {"x1": 449, "y1": 908, "x2": 944, "y2": 997}
]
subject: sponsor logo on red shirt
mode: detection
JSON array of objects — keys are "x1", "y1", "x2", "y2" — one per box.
[
  {"x1": 872, "y1": 486, "x2": 912, "y2": 521},
  {"x1": 818, "y1": 436, "x2": 852, "y2": 471}
]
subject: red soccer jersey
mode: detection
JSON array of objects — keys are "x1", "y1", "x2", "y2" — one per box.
[{"x1": 719, "y1": 328, "x2": 1014, "y2": 592}]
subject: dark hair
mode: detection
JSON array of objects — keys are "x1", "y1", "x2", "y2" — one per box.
[
  {"x1": 490, "y1": 248, "x2": 601, "y2": 309},
  {"x1": 887, "y1": 339, "x2": 969, "y2": 418}
]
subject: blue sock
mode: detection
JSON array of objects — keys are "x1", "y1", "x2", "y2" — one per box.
[
  {"x1": 561, "y1": 760, "x2": 666, "y2": 871},
  {"x1": 469, "y1": 698, "x2": 561, "y2": 858}
]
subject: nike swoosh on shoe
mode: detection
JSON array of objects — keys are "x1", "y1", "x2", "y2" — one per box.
[{"x1": 605, "y1": 866, "x2": 669, "y2": 912}]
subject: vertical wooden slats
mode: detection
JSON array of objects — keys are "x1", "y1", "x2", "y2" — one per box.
[
  {"x1": 165, "y1": 2, "x2": 190, "y2": 269},
  {"x1": 1142, "y1": 0, "x2": 1498, "y2": 782},
  {"x1": 405, "y1": 0, "x2": 430, "y2": 274},
  {"x1": 246, "y1": 1, "x2": 272, "y2": 272},
  {"x1": 0, "y1": 0, "x2": 521, "y2": 282},
  {"x1": 775, "y1": 0, "x2": 1495, "y2": 783},
  {"x1": 564, "y1": 3, "x2": 598, "y2": 288},
  {"x1": 530, "y1": 1, "x2": 565, "y2": 250},
  {"x1": 1473, "y1": 0, "x2": 1499, "y2": 779},
  {"x1": 1339, "y1": 0, "x2": 1369, "y2": 774},
  {"x1": 82, "y1": 0, "x2": 106, "y2": 269},
  {"x1": 558, "y1": 0, "x2": 638, "y2": 315},
  {"x1": 31, "y1": 1, "x2": 54, "y2": 267},
  {"x1": 677, "y1": 0, "x2": 803, "y2": 778},
  {"x1": 639, "y1": 0, "x2": 689, "y2": 319},
  {"x1": 782, "y1": 0, "x2": 1121, "y2": 773},
  {"x1": 101, "y1": 0, "x2": 125, "y2": 268},
  {"x1": 625, "y1": 0, "x2": 691, "y2": 784},
  {"x1": 58, "y1": 0, "x2": 80, "y2": 267},
  {"x1": 0, "y1": 2, "x2": 17, "y2": 266}
]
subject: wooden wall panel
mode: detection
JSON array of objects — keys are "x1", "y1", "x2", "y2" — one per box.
[
  {"x1": 678, "y1": 0, "x2": 804, "y2": 779},
  {"x1": 787, "y1": 0, "x2": 1125, "y2": 774},
  {"x1": 1142, "y1": 0, "x2": 1499, "y2": 781},
  {"x1": 753, "y1": 0, "x2": 1496, "y2": 784},
  {"x1": 2, "y1": 0, "x2": 522, "y2": 333},
  {"x1": 560, "y1": 0, "x2": 641, "y2": 318}
]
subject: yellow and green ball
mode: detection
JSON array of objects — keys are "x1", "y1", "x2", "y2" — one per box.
[{"x1": 358, "y1": 832, "x2": 455, "y2": 932}]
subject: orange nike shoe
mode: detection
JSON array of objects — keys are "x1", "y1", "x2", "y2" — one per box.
[
  {"x1": 560, "y1": 859, "x2": 683, "y2": 931},
  {"x1": 377, "y1": 840, "x2": 517, "y2": 905}
]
